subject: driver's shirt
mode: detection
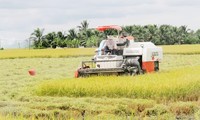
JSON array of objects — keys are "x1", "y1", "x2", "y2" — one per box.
[{"x1": 105, "y1": 39, "x2": 117, "y2": 50}]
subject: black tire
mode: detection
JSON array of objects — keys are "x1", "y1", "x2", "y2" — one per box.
[{"x1": 154, "y1": 61, "x2": 159, "y2": 71}]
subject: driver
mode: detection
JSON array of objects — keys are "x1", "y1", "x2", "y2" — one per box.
[{"x1": 104, "y1": 36, "x2": 117, "y2": 55}]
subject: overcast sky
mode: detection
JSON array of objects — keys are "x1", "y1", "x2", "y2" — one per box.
[{"x1": 0, "y1": 0, "x2": 200, "y2": 48}]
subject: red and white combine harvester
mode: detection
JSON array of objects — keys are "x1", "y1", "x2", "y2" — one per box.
[{"x1": 75, "y1": 25, "x2": 163, "y2": 77}]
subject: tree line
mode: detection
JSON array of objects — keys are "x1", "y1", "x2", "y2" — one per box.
[{"x1": 30, "y1": 20, "x2": 200, "y2": 49}]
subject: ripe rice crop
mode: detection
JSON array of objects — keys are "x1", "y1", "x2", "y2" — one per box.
[
  {"x1": 0, "y1": 51, "x2": 200, "y2": 119},
  {"x1": 162, "y1": 44, "x2": 200, "y2": 55},
  {"x1": 0, "y1": 48, "x2": 94, "y2": 59},
  {"x1": 1, "y1": 44, "x2": 200, "y2": 59},
  {"x1": 36, "y1": 65, "x2": 200, "y2": 101}
]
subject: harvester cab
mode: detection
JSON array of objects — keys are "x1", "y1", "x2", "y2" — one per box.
[{"x1": 75, "y1": 25, "x2": 163, "y2": 78}]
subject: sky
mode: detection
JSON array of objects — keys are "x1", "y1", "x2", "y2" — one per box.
[{"x1": 0, "y1": 0, "x2": 200, "y2": 48}]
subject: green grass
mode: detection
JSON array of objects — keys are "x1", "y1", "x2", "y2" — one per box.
[{"x1": 35, "y1": 65, "x2": 200, "y2": 101}]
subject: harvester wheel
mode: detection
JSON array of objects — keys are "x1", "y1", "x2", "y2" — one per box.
[{"x1": 154, "y1": 61, "x2": 159, "y2": 71}]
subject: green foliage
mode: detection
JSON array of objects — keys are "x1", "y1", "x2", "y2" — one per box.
[
  {"x1": 30, "y1": 21, "x2": 200, "y2": 49},
  {"x1": 66, "y1": 39, "x2": 80, "y2": 48},
  {"x1": 30, "y1": 28, "x2": 45, "y2": 49},
  {"x1": 86, "y1": 36, "x2": 99, "y2": 47},
  {"x1": 67, "y1": 29, "x2": 78, "y2": 40}
]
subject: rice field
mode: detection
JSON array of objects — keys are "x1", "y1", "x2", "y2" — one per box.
[
  {"x1": 36, "y1": 65, "x2": 200, "y2": 101},
  {"x1": 0, "y1": 48, "x2": 94, "y2": 59},
  {"x1": 0, "y1": 45, "x2": 200, "y2": 119},
  {"x1": 162, "y1": 44, "x2": 200, "y2": 54},
  {"x1": 0, "y1": 44, "x2": 200, "y2": 59}
]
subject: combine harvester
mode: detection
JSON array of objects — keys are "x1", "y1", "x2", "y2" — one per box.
[{"x1": 75, "y1": 25, "x2": 163, "y2": 77}]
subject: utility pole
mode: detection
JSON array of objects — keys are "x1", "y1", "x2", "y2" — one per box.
[{"x1": 18, "y1": 41, "x2": 20, "y2": 48}]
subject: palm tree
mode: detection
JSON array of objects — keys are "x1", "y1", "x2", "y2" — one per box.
[
  {"x1": 57, "y1": 31, "x2": 66, "y2": 40},
  {"x1": 66, "y1": 39, "x2": 80, "y2": 48},
  {"x1": 103, "y1": 29, "x2": 118, "y2": 37},
  {"x1": 159, "y1": 25, "x2": 173, "y2": 45},
  {"x1": 178, "y1": 25, "x2": 188, "y2": 44},
  {"x1": 146, "y1": 25, "x2": 158, "y2": 41},
  {"x1": 123, "y1": 26, "x2": 133, "y2": 35},
  {"x1": 195, "y1": 29, "x2": 200, "y2": 43},
  {"x1": 56, "y1": 31, "x2": 67, "y2": 47},
  {"x1": 30, "y1": 28, "x2": 45, "y2": 48},
  {"x1": 77, "y1": 20, "x2": 90, "y2": 47},
  {"x1": 67, "y1": 29, "x2": 77, "y2": 40},
  {"x1": 131, "y1": 25, "x2": 144, "y2": 41},
  {"x1": 45, "y1": 32, "x2": 57, "y2": 48},
  {"x1": 77, "y1": 20, "x2": 89, "y2": 32}
]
